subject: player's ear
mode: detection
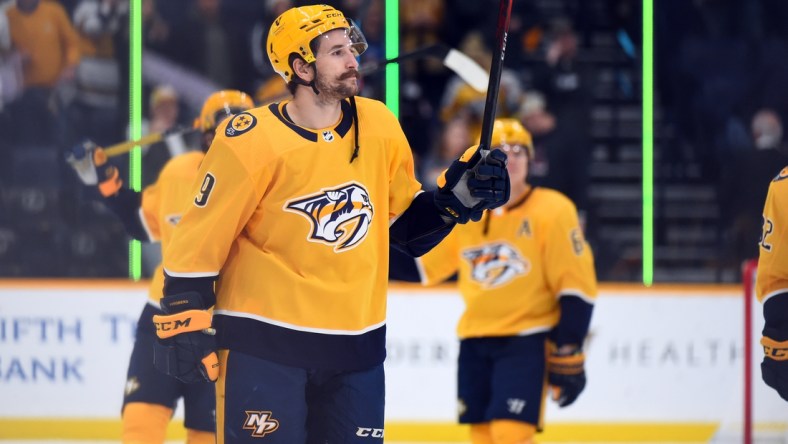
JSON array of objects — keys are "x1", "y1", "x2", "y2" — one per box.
[{"x1": 292, "y1": 57, "x2": 314, "y2": 83}]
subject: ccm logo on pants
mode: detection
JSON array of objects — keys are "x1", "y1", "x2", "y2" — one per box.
[{"x1": 356, "y1": 427, "x2": 384, "y2": 438}]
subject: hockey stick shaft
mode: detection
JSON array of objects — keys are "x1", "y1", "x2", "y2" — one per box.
[
  {"x1": 104, "y1": 128, "x2": 196, "y2": 158},
  {"x1": 104, "y1": 132, "x2": 166, "y2": 157},
  {"x1": 475, "y1": 0, "x2": 513, "y2": 163}
]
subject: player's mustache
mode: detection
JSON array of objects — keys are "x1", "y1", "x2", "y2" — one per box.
[{"x1": 339, "y1": 70, "x2": 359, "y2": 80}]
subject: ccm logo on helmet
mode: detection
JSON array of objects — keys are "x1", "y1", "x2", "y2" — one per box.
[{"x1": 325, "y1": 12, "x2": 342, "y2": 18}]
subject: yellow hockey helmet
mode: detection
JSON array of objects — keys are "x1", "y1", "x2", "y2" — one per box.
[
  {"x1": 487, "y1": 118, "x2": 534, "y2": 159},
  {"x1": 267, "y1": 4, "x2": 368, "y2": 83},
  {"x1": 196, "y1": 90, "x2": 255, "y2": 132}
]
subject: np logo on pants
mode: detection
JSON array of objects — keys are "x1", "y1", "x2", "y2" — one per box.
[{"x1": 243, "y1": 411, "x2": 279, "y2": 437}]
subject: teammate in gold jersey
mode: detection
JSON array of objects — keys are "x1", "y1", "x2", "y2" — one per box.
[
  {"x1": 66, "y1": 90, "x2": 254, "y2": 443},
  {"x1": 391, "y1": 118, "x2": 597, "y2": 444},
  {"x1": 757, "y1": 166, "x2": 788, "y2": 402},
  {"x1": 154, "y1": 4, "x2": 510, "y2": 443}
]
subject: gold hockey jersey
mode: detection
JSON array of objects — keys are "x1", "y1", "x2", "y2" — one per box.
[
  {"x1": 163, "y1": 97, "x2": 422, "y2": 369},
  {"x1": 140, "y1": 151, "x2": 205, "y2": 303},
  {"x1": 757, "y1": 166, "x2": 788, "y2": 303},
  {"x1": 417, "y1": 187, "x2": 597, "y2": 339}
]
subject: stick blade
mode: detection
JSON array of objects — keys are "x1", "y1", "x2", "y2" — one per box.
[{"x1": 443, "y1": 49, "x2": 489, "y2": 93}]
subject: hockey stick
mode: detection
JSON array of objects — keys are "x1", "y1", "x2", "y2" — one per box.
[
  {"x1": 358, "y1": 43, "x2": 489, "y2": 92},
  {"x1": 104, "y1": 127, "x2": 198, "y2": 158},
  {"x1": 446, "y1": 0, "x2": 512, "y2": 207},
  {"x1": 471, "y1": 0, "x2": 513, "y2": 166}
]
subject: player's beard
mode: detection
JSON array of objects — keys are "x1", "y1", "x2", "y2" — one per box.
[{"x1": 315, "y1": 69, "x2": 359, "y2": 103}]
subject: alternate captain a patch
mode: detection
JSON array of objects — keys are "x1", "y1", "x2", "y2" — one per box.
[{"x1": 225, "y1": 112, "x2": 256, "y2": 137}]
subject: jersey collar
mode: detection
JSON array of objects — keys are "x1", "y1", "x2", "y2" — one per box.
[{"x1": 269, "y1": 99, "x2": 354, "y2": 142}]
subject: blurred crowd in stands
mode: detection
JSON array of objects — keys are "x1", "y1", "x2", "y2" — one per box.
[{"x1": 0, "y1": 0, "x2": 787, "y2": 283}]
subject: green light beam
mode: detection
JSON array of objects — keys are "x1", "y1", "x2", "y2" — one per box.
[
  {"x1": 384, "y1": 0, "x2": 399, "y2": 117},
  {"x1": 642, "y1": 0, "x2": 654, "y2": 286},
  {"x1": 129, "y1": 0, "x2": 142, "y2": 280}
]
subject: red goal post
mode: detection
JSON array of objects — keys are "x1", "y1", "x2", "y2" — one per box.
[
  {"x1": 743, "y1": 258, "x2": 758, "y2": 444},
  {"x1": 741, "y1": 258, "x2": 788, "y2": 444}
]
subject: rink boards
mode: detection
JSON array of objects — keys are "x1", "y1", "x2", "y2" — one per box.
[{"x1": 0, "y1": 280, "x2": 785, "y2": 442}]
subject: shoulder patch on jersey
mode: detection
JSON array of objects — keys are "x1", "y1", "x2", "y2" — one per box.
[
  {"x1": 225, "y1": 112, "x2": 257, "y2": 137},
  {"x1": 570, "y1": 228, "x2": 585, "y2": 255},
  {"x1": 773, "y1": 167, "x2": 788, "y2": 182}
]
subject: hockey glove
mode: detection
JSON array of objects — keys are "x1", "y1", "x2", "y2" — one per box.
[
  {"x1": 65, "y1": 140, "x2": 122, "y2": 197},
  {"x1": 761, "y1": 327, "x2": 788, "y2": 401},
  {"x1": 547, "y1": 345, "x2": 586, "y2": 407},
  {"x1": 434, "y1": 146, "x2": 510, "y2": 224},
  {"x1": 152, "y1": 292, "x2": 219, "y2": 384}
]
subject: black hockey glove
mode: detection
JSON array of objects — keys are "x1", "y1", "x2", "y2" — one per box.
[
  {"x1": 152, "y1": 292, "x2": 218, "y2": 384},
  {"x1": 547, "y1": 345, "x2": 587, "y2": 407},
  {"x1": 761, "y1": 327, "x2": 788, "y2": 401},
  {"x1": 761, "y1": 294, "x2": 788, "y2": 401},
  {"x1": 434, "y1": 146, "x2": 510, "y2": 224}
]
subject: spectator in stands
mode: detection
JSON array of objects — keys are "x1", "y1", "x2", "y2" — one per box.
[
  {"x1": 0, "y1": 2, "x2": 12, "y2": 54},
  {"x1": 419, "y1": 116, "x2": 472, "y2": 189},
  {"x1": 439, "y1": 31, "x2": 523, "y2": 141},
  {"x1": 352, "y1": 0, "x2": 385, "y2": 100},
  {"x1": 67, "y1": 0, "x2": 128, "y2": 147},
  {"x1": 518, "y1": 90, "x2": 555, "y2": 186},
  {"x1": 396, "y1": 0, "x2": 446, "y2": 159},
  {"x1": 399, "y1": 0, "x2": 444, "y2": 86},
  {"x1": 139, "y1": 85, "x2": 185, "y2": 187},
  {"x1": 5, "y1": 0, "x2": 81, "y2": 146},
  {"x1": 518, "y1": 89, "x2": 593, "y2": 235},
  {"x1": 141, "y1": 0, "x2": 170, "y2": 54},
  {"x1": 719, "y1": 108, "x2": 788, "y2": 276},
  {"x1": 529, "y1": 18, "x2": 594, "y2": 231},
  {"x1": 248, "y1": 0, "x2": 291, "y2": 82},
  {"x1": 165, "y1": 0, "x2": 235, "y2": 88}
]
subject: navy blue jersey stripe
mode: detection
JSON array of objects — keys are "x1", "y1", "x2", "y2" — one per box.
[{"x1": 214, "y1": 314, "x2": 386, "y2": 371}]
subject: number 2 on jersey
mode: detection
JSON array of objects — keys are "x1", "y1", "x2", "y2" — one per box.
[{"x1": 760, "y1": 215, "x2": 774, "y2": 252}]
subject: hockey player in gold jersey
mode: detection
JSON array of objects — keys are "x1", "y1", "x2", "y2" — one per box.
[
  {"x1": 757, "y1": 166, "x2": 788, "y2": 402},
  {"x1": 66, "y1": 90, "x2": 254, "y2": 443},
  {"x1": 391, "y1": 118, "x2": 597, "y2": 444},
  {"x1": 155, "y1": 4, "x2": 510, "y2": 444}
]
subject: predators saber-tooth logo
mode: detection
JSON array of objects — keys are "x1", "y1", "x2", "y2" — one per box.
[
  {"x1": 243, "y1": 411, "x2": 280, "y2": 437},
  {"x1": 462, "y1": 242, "x2": 529, "y2": 288},
  {"x1": 285, "y1": 182, "x2": 374, "y2": 252}
]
